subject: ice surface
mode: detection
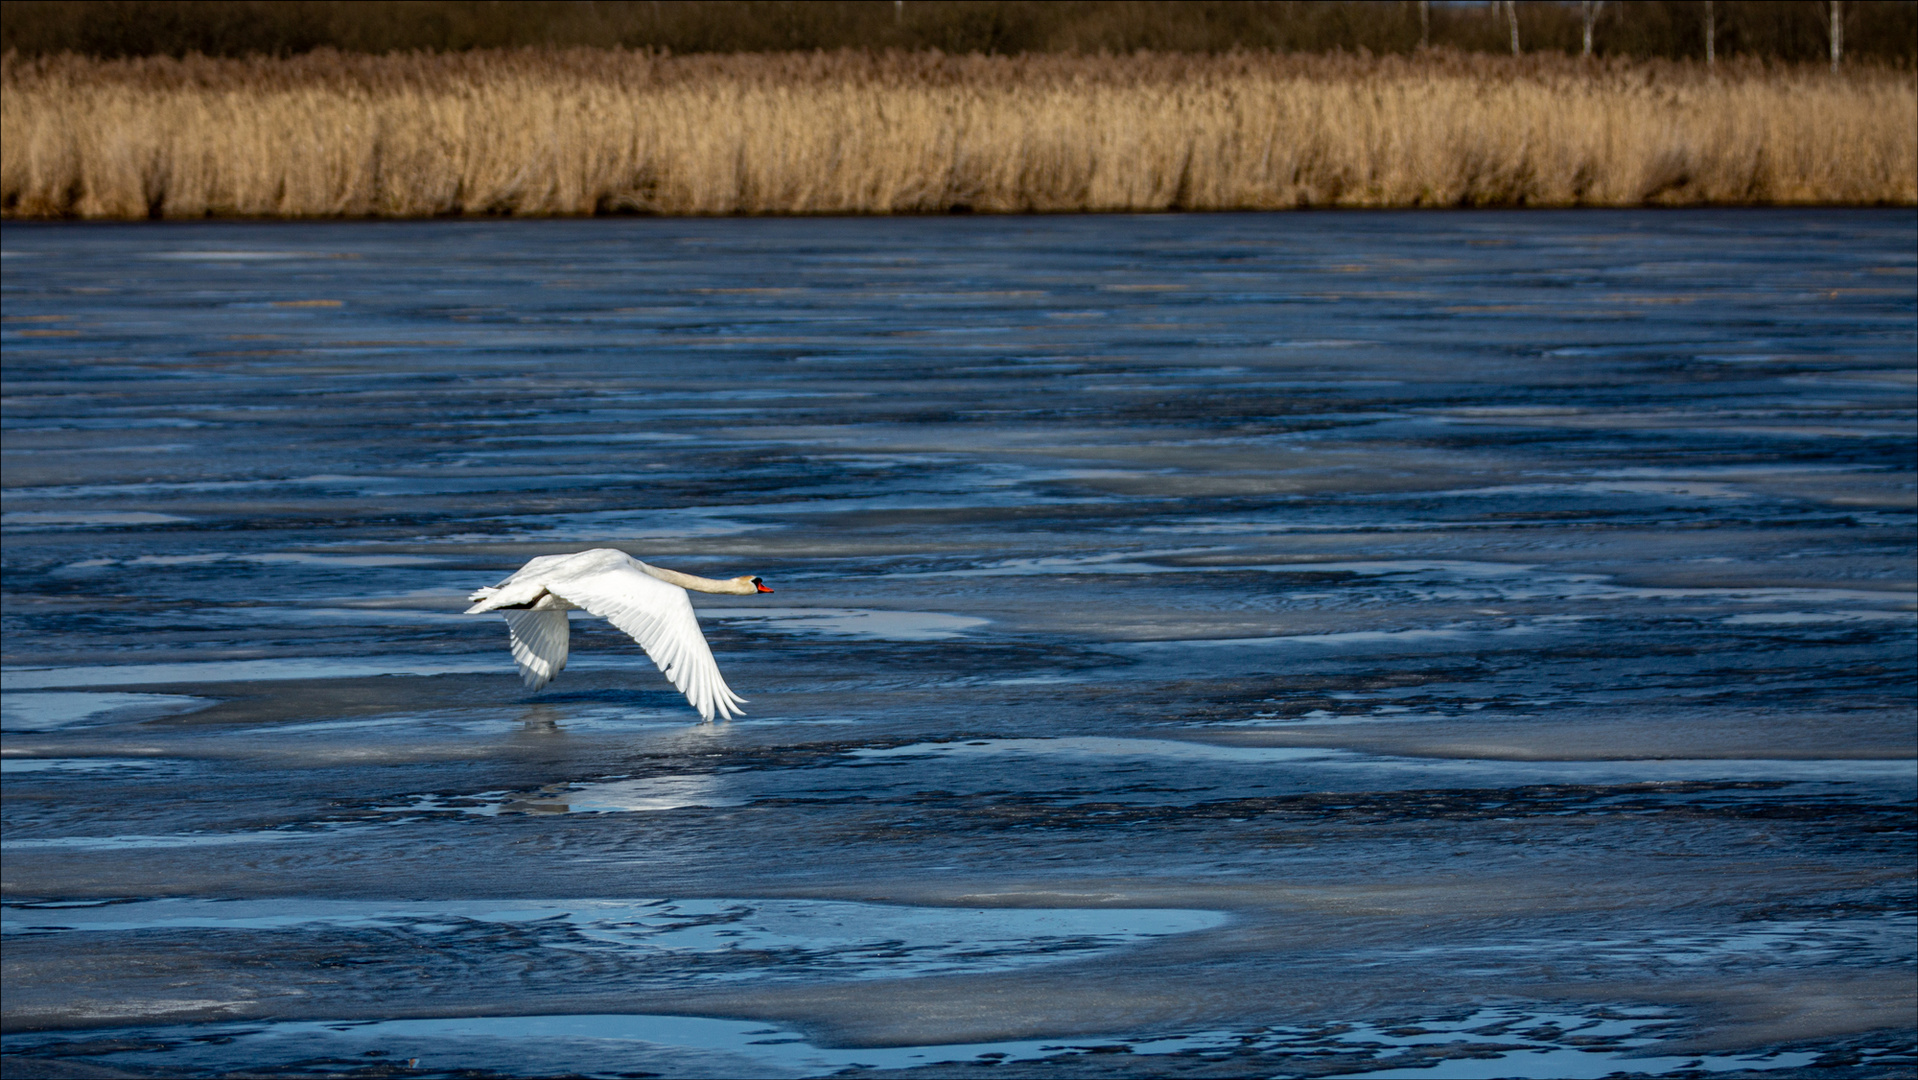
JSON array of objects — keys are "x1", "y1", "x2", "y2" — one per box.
[
  {"x1": 2, "y1": 210, "x2": 1912, "y2": 1077},
  {"x1": 0, "y1": 692, "x2": 209, "y2": 732}
]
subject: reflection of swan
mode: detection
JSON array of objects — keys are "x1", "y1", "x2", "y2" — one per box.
[
  {"x1": 467, "y1": 549, "x2": 772, "y2": 721},
  {"x1": 517, "y1": 703, "x2": 563, "y2": 730}
]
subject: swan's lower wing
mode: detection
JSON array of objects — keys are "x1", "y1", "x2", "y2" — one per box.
[
  {"x1": 545, "y1": 564, "x2": 746, "y2": 721},
  {"x1": 503, "y1": 609, "x2": 570, "y2": 690}
]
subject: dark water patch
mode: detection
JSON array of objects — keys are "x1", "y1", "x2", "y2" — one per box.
[
  {"x1": 0, "y1": 897, "x2": 1223, "y2": 987},
  {"x1": 813, "y1": 779, "x2": 1902, "y2": 830},
  {"x1": 8, "y1": 1007, "x2": 1909, "y2": 1080}
]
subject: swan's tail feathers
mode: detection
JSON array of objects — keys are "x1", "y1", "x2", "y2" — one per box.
[
  {"x1": 503, "y1": 609, "x2": 570, "y2": 691},
  {"x1": 466, "y1": 582, "x2": 549, "y2": 614}
]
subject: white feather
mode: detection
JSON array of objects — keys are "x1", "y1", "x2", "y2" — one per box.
[{"x1": 503, "y1": 609, "x2": 569, "y2": 690}]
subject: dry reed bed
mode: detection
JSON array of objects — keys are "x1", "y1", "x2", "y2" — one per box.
[{"x1": 3, "y1": 50, "x2": 1914, "y2": 217}]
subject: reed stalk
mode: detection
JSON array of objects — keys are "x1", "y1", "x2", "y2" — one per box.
[{"x1": 4, "y1": 49, "x2": 1912, "y2": 218}]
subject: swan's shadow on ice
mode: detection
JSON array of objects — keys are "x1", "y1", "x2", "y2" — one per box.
[
  {"x1": 507, "y1": 692, "x2": 726, "y2": 735},
  {"x1": 516, "y1": 703, "x2": 564, "y2": 731},
  {"x1": 516, "y1": 686, "x2": 696, "y2": 709}
]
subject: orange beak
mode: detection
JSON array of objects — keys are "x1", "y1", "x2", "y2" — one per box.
[{"x1": 756, "y1": 582, "x2": 774, "y2": 593}]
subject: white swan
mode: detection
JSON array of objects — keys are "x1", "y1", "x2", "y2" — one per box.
[{"x1": 465, "y1": 548, "x2": 772, "y2": 721}]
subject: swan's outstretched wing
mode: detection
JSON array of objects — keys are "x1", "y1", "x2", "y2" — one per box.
[
  {"x1": 503, "y1": 609, "x2": 569, "y2": 691},
  {"x1": 544, "y1": 561, "x2": 747, "y2": 722}
]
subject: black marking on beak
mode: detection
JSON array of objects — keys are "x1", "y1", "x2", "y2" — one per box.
[{"x1": 753, "y1": 576, "x2": 774, "y2": 594}]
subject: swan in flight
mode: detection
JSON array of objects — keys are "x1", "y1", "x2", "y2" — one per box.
[{"x1": 466, "y1": 548, "x2": 772, "y2": 721}]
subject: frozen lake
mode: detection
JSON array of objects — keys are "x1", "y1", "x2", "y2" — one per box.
[{"x1": 2, "y1": 210, "x2": 1914, "y2": 1079}]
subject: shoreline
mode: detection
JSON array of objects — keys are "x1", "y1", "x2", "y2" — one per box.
[{"x1": 5, "y1": 204, "x2": 1917, "y2": 226}]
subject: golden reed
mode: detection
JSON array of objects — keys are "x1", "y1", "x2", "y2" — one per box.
[{"x1": 3, "y1": 49, "x2": 1913, "y2": 218}]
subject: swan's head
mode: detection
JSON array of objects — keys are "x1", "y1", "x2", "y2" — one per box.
[{"x1": 738, "y1": 575, "x2": 774, "y2": 594}]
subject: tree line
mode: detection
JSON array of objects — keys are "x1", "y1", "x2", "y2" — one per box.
[{"x1": 3, "y1": 1, "x2": 1913, "y2": 64}]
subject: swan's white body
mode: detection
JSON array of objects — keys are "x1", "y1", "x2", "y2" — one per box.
[{"x1": 465, "y1": 548, "x2": 768, "y2": 721}]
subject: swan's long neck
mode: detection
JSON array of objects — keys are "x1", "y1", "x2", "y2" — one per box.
[{"x1": 639, "y1": 562, "x2": 755, "y2": 595}]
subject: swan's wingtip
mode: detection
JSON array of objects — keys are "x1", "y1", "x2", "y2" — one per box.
[{"x1": 695, "y1": 698, "x2": 746, "y2": 723}]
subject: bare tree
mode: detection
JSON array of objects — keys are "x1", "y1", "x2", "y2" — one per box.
[
  {"x1": 1504, "y1": 0, "x2": 1521, "y2": 56},
  {"x1": 1581, "y1": 0, "x2": 1604, "y2": 58},
  {"x1": 1704, "y1": 0, "x2": 1715, "y2": 67},
  {"x1": 1829, "y1": 0, "x2": 1844, "y2": 72},
  {"x1": 1419, "y1": 0, "x2": 1430, "y2": 50}
]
